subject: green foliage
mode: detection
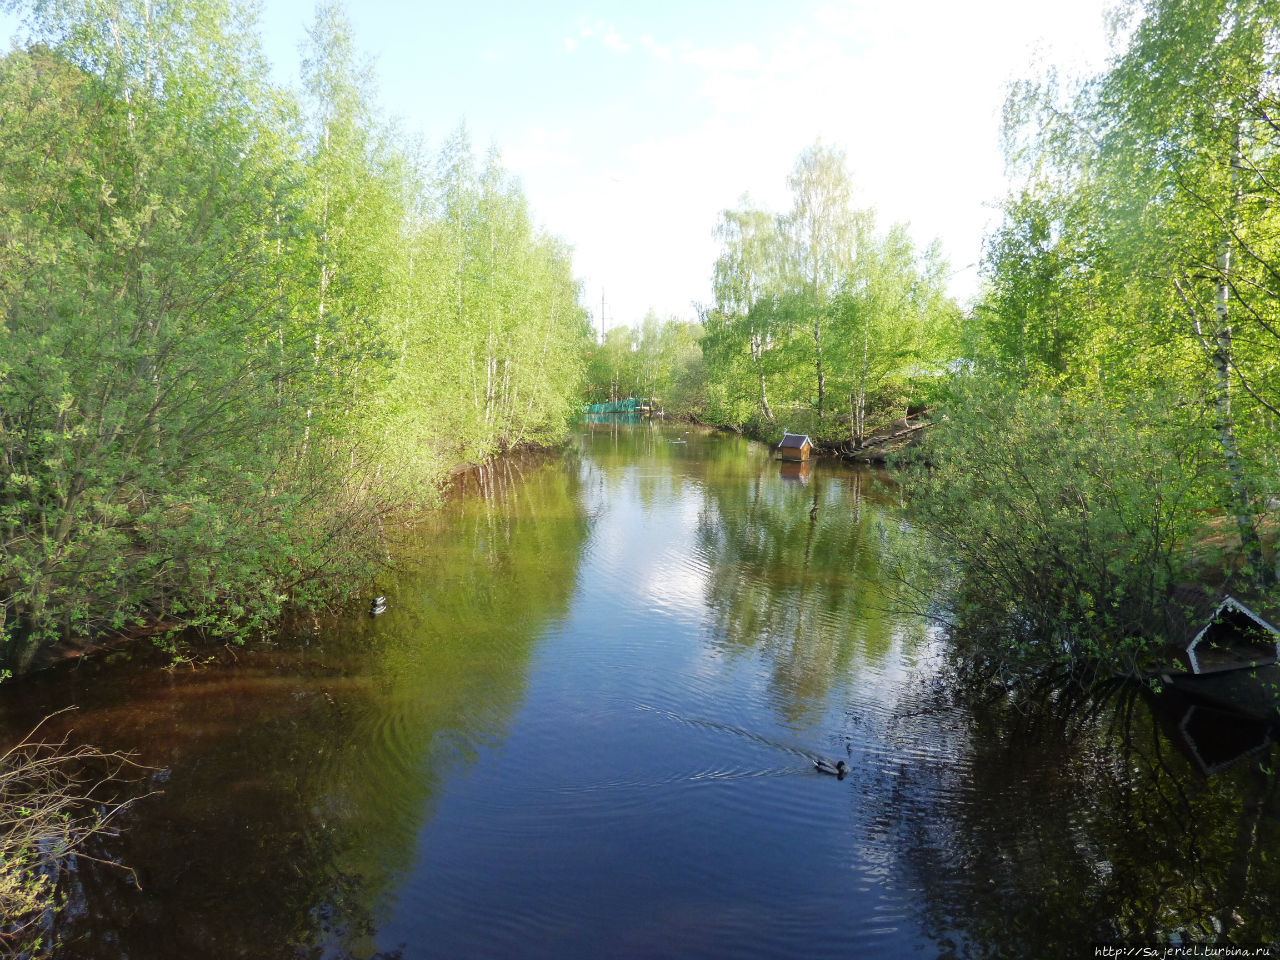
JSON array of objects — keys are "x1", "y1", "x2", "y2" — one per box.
[
  {"x1": 0, "y1": 31, "x2": 318, "y2": 671},
  {"x1": 981, "y1": 0, "x2": 1280, "y2": 587},
  {"x1": 904, "y1": 380, "x2": 1215, "y2": 680},
  {"x1": 698, "y1": 145, "x2": 959, "y2": 446},
  {"x1": 932, "y1": 0, "x2": 1280, "y2": 680},
  {"x1": 581, "y1": 312, "x2": 704, "y2": 417},
  {"x1": 0, "y1": 1, "x2": 591, "y2": 674}
]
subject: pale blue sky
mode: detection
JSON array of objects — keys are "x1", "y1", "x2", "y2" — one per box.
[{"x1": 2, "y1": 1, "x2": 1117, "y2": 329}]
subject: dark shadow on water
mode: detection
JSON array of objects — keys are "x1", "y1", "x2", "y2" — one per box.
[{"x1": 884, "y1": 673, "x2": 1280, "y2": 957}]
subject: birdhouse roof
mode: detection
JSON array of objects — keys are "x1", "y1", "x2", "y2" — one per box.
[{"x1": 778, "y1": 433, "x2": 810, "y2": 449}]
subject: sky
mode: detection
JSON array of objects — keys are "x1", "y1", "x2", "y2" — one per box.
[{"x1": 1, "y1": 0, "x2": 1119, "y2": 332}]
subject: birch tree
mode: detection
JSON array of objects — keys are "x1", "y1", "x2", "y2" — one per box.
[
  {"x1": 1100, "y1": 0, "x2": 1280, "y2": 587},
  {"x1": 782, "y1": 143, "x2": 868, "y2": 423},
  {"x1": 709, "y1": 204, "x2": 785, "y2": 422},
  {"x1": 991, "y1": 0, "x2": 1280, "y2": 588}
]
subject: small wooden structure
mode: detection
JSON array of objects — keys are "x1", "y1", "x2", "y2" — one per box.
[{"x1": 777, "y1": 432, "x2": 812, "y2": 462}]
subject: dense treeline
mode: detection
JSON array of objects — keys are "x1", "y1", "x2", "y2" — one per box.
[
  {"x1": 582, "y1": 311, "x2": 705, "y2": 417},
  {"x1": 909, "y1": 0, "x2": 1280, "y2": 679},
  {"x1": 582, "y1": 144, "x2": 960, "y2": 445},
  {"x1": 700, "y1": 144, "x2": 959, "y2": 448},
  {"x1": 0, "y1": 0, "x2": 590, "y2": 675}
]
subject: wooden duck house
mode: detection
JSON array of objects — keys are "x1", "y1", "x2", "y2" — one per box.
[{"x1": 777, "y1": 432, "x2": 812, "y2": 462}]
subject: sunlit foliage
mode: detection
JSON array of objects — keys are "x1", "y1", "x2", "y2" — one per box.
[
  {"x1": 913, "y1": 0, "x2": 1280, "y2": 679},
  {"x1": 700, "y1": 145, "x2": 959, "y2": 446},
  {"x1": 0, "y1": 0, "x2": 591, "y2": 673}
]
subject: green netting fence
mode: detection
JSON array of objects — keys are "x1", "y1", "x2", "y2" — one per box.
[{"x1": 584, "y1": 398, "x2": 639, "y2": 414}]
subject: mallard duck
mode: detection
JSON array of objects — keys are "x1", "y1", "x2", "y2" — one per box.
[
  {"x1": 370, "y1": 596, "x2": 387, "y2": 616},
  {"x1": 814, "y1": 758, "x2": 849, "y2": 778}
]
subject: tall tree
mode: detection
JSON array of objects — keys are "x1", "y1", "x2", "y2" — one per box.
[
  {"x1": 0, "y1": 1, "x2": 320, "y2": 669},
  {"x1": 1101, "y1": 0, "x2": 1280, "y2": 587},
  {"x1": 989, "y1": 0, "x2": 1280, "y2": 587},
  {"x1": 783, "y1": 143, "x2": 867, "y2": 423},
  {"x1": 834, "y1": 229, "x2": 955, "y2": 447},
  {"x1": 708, "y1": 203, "x2": 785, "y2": 422}
]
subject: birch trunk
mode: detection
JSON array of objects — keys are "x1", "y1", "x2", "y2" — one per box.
[
  {"x1": 1209, "y1": 122, "x2": 1268, "y2": 586},
  {"x1": 750, "y1": 333, "x2": 774, "y2": 422},
  {"x1": 813, "y1": 315, "x2": 825, "y2": 424}
]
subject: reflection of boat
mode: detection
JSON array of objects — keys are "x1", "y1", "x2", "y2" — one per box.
[
  {"x1": 1164, "y1": 665, "x2": 1280, "y2": 723},
  {"x1": 779, "y1": 459, "x2": 811, "y2": 484},
  {"x1": 1176, "y1": 702, "x2": 1273, "y2": 775},
  {"x1": 1146, "y1": 686, "x2": 1275, "y2": 774}
]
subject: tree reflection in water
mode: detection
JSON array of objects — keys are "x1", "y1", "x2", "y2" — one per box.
[
  {"x1": 697, "y1": 459, "x2": 919, "y2": 725},
  {"x1": 0, "y1": 455, "x2": 589, "y2": 960},
  {"x1": 883, "y1": 676, "x2": 1280, "y2": 957}
]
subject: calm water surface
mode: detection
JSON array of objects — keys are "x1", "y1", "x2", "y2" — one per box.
[{"x1": 3, "y1": 421, "x2": 1280, "y2": 958}]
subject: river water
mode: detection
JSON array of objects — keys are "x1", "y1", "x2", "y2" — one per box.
[{"x1": 3, "y1": 420, "x2": 1279, "y2": 958}]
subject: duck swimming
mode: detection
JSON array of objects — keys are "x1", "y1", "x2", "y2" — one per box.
[
  {"x1": 814, "y1": 758, "x2": 849, "y2": 778},
  {"x1": 370, "y1": 596, "x2": 387, "y2": 616}
]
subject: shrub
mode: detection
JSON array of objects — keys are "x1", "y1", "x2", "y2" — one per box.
[
  {"x1": 902, "y1": 380, "x2": 1214, "y2": 681},
  {"x1": 0, "y1": 714, "x2": 144, "y2": 957}
]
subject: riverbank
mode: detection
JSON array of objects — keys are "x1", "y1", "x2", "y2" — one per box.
[
  {"x1": 842, "y1": 414, "x2": 933, "y2": 463},
  {"x1": 6, "y1": 441, "x2": 578, "y2": 682},
  {"x1": 684, "y1": 407, "x2": 932, "y2": 464}
]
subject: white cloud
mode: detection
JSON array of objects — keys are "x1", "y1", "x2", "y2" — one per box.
[
  {"x1": 603, "y1": 27, "x2": 629, "y2": 53},
  {"x1": 812, "y1": 2, "x2": 864, "y2": 34},
  {"x1": 503, "y1": 127, "x2": 581, "y2": 173},
  {"x1": 639, "y1": 34, "x2": 672, "y2": 61},
  {"x1": 569, "y1": 20, "x2": 632, "y2": 56},
  {"x1": 679, "y1": 42, "x2": 761, "y2": 78},
  {"x1": 624, "y1": 0, "x2": 1115, "y2": 311},
  {"x1": 514, "y1": 0, "x2": 1117, "y2": 327}
]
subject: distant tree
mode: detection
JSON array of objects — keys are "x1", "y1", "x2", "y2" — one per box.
[
  {"x1": 703, "y1": 145, "x2": 957, "y2": 444},
  {"x1": 708, "y1": 203, "x2": 785, "y2": 422},
  {"x1": 782, "y1": 143, "x2": 869, "y2": 423},
  {"x1": 833, "y1": 229, "x2": 956, "y2": 447}
]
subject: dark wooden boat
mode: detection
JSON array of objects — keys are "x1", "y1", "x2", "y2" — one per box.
[{"x1": 1143, "y1": 593, "x2": 1280, "y2": 721}]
